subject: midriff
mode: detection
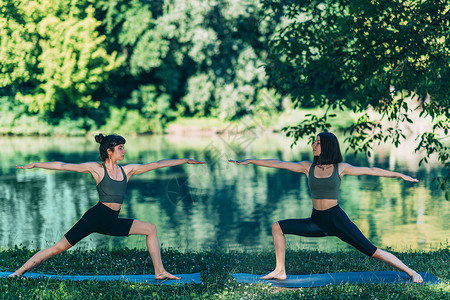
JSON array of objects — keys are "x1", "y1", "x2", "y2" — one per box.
[
  {"x1": 102, "y1": 202, "x2": 122, "y2": 211},
  {"x1": 312, "y1": 199, "x2": 338, "y2": 210}
]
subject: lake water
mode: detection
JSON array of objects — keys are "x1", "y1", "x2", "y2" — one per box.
[{"x1": 0, "y1": 133, "x2": 448, "y2": 253}]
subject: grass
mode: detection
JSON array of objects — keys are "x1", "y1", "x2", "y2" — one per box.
[{"x1": 0, "y1": 246, "x2": 449, "y2": 299}]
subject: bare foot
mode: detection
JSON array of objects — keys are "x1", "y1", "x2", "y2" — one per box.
[
  {"x1": 8, "y1": 272, "x2": 21, "y2": 278},
  {"x1": 155, "y1": 271, "x2": 180, "y2": 280},
  {"x1": 411, "y1": 272, "x2": 423, "y2": 283},
  {"x1": 259, "y1": 269, "x2": 287, "y2": 280}
]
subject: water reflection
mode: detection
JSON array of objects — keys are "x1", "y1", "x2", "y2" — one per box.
[{"x1": 0, "y1": 134, "x2": 448, "y2": 252}]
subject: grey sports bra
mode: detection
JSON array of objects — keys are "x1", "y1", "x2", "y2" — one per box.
[
  {"x1": 308, "y1": 163, "x2": 341, "y2": 199},
  {"x1": 96, "y1": 164, "x2": 127, "y2": 204}
]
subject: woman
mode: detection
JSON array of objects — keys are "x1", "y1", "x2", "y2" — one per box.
[
  {"x1": 9, "y1": 134, "x2": 205, "y2": 279},
  {"x1": 229, "y1": 132, "x2": 423, "y2": 283}
]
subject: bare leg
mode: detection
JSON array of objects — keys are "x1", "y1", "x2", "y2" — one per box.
[
  {"x1": 260, "y1": 222, "x2": 287, "y2": 280},
  {"x1": 371, "y1": 249, "x2": 423, "y2": 283},
  {"x1": 9, "y1": 237, "x2": 72, "y2": 277},
  {"x1": 128, "y1": 220, "x2": 180, "y2": 280}
]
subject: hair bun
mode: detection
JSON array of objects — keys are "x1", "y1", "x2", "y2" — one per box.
[{"x1": 95, "y1": 134, "x2": 105, "y2": 144}]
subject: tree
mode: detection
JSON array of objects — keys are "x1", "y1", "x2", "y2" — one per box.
[
  {"x1": 0, "y1": 0, "x2": 121, "y2": 127},
  {"x1": 262, "y1": 0, "x2": 449, "y2": 198},
  {"x1": 1, "y1": 0, "x2": 283, "y2": 133},
  {"x1": 98, "y1": 0, "x2": 282, "y2": 121}
]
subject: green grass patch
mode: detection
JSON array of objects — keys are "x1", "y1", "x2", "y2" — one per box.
[{"x1": 1, "y1": 246, "x2": 449, "y2": 299}]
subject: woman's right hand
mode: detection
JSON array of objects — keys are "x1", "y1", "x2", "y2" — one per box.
[
  {"x1": 228, "y1": 159, "x2": 251, "y2": 165},
  {"x1": 16, "y1": 163, "x2": 35, "y2": 169},
  {"x1": 400, "y1": 174, "x2": 419, "y2": 183}
]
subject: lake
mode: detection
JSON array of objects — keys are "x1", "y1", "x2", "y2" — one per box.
[{"x1": 0, "y1": 133, "x2": 448, "y2": 253}]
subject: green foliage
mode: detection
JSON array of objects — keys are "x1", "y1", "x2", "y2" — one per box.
[
  {"x1": 99, "y1": 0, "x2": 283, "y2": 120},
  {"x1": 0, "y1": 0, "x2": 121, "y2": 121},
  {"x1": 0, "y1": 96, "x2": 94, "y2": 135},
  {"x1": 263, "y1": 0, "x2": 450, "y2": 198},
  {"x1": 100, "y1": 85, "x2": 175, "y2": 134},
  {"x1": 1, "y1": 0, "x2": 283, "y2": 134}
]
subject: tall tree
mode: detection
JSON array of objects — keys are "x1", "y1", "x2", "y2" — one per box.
[
  {"x1": 1, "y1": 0, "x2": 282, "y2": 133},
  {"x1": 263, "y1": 0, "x2": 450, "y2": 198},
  {"x1": 0, "y1": 0, "x2": 121, "y2": 124},
  {"x1": 98, "y1": 0, "x2": 281, "y2": 121}
]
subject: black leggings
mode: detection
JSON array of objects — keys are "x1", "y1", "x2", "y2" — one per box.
[
  {"x1": 64, "y1": 202, "x2": 134, "y2": 246},
  {"x1": 278, "y1": 205, "x2": 377, "y2": 256}
]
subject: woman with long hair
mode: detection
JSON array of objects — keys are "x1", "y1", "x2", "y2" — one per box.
[
  {"x1": 9, "y1": 134, "x2": 205, "y2": 279},
  {"x1": 229, "y1": 132, "x2": 423, "y2": 283}
]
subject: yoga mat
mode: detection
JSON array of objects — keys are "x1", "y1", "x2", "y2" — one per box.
[
  {"x1": 231, "y1": 271, "x2": 441, "y2": 288},
  {"x1": 0, "y1": 271, "x2": 201, "y2": 285}
]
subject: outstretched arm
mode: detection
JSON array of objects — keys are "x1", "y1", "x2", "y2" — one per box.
[
  {"x1": 340, "y1": 163, "x2": 418, "y2": 182},
  {"x1": 125, "y1": 159, "x2": 206, "y2": 176},
  {"x1": 228, "y1": 159, "x2": 310, "y2": 174},
  {"x1": 16, "y1": 162, "x2": 95, "y2": 173}
]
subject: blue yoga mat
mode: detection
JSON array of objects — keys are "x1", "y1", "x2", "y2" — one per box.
[
  {"x1": 0, "y1": 271, "x2": 201, "y2": 285},
  {"x1": 231, "y1": 271, "x2": 441, "y2": 288}
]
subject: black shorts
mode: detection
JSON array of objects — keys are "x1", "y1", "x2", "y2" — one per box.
[
  {"x1": 278, "y1": 205, "x2": 377, "y2": 256},
  {"x1": 64, "y1": 202, "x2": 134, "y2": 246}
]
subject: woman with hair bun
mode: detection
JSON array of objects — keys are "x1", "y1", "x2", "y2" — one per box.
[
  {"x1": 9, "y1": 133, "x2": 205, "y2": 279},
  {"x1": 229, "y1": 132, "x2": 423, "y2": 283}
]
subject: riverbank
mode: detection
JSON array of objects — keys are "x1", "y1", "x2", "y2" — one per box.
[
  {"x1": 1, "y1": 246, "x2": 448, "y2": 299},
  {"x1": 0, "y1": 106, "x2": 356, "y2": 137}
]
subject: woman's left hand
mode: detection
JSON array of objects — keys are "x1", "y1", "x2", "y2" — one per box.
[
  {"x1": 228, "y1": 159, "x2": 251, "y2": 165},
  {"x1": 186, "y1": 159, "x2": 206, "y2": 164}
]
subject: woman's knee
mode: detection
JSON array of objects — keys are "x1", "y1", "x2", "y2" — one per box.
[
  {"x1": 129, "y1": 220, "x2": 157, "y2": 236},
  {"x1": 272, "y1": 222, "x2": 283, "y2": 234},
  {"x1": 145, "y1": 223, "x2": 157, "y2": 236}
]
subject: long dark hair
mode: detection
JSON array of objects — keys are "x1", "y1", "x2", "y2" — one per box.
[
  {"x1": 313, "y1": 132, "x2": 343, "y2": 165},
  {"x1": 95, "y1": 134, "x2": 126, "y2": 161}
]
